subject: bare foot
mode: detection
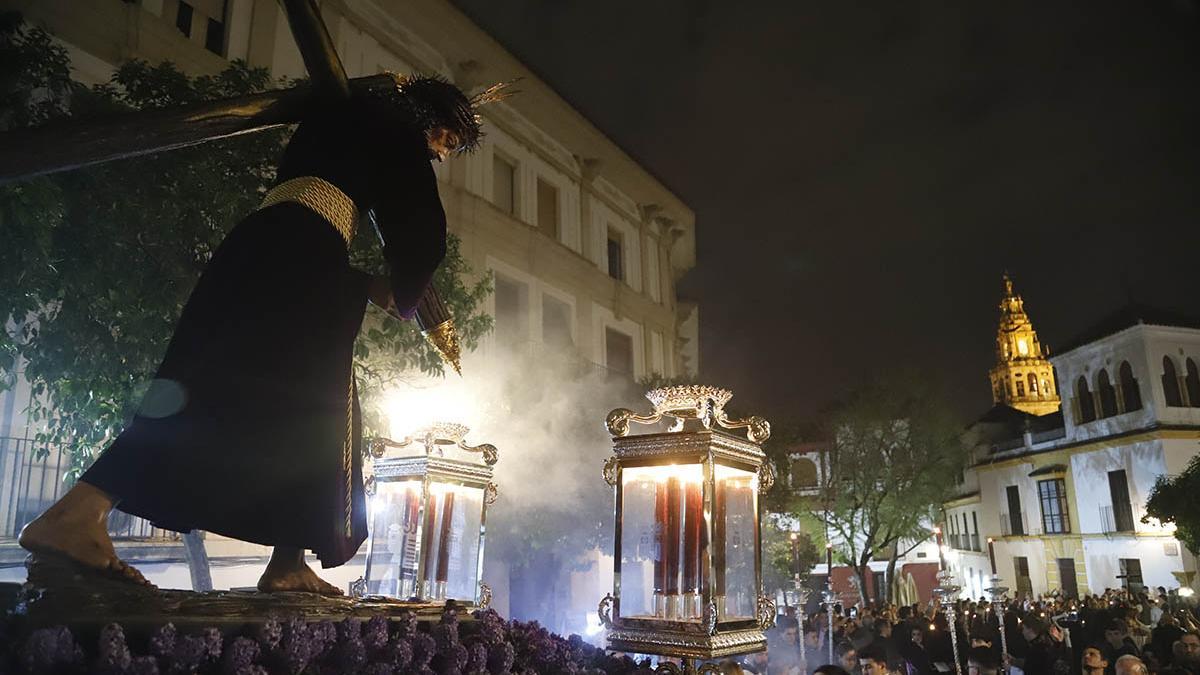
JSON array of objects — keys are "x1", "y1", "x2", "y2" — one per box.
[
  {"x1": 257, "y1": 561, "x2": 344, "y2": 596},
  {"x1": 19, "y1": 492, "x2": 153, "y2": 587}
]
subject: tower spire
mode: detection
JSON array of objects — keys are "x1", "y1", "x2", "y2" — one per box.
[{"x1": 988, "y1": 275, "x2": 1061, "y2": 416}]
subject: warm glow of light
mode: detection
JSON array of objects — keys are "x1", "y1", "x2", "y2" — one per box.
[
  {"x1": 1017, "y1": 338, "x2": 1029, "y2": 356},
  {"x1": 929, "y1": 623, "x2": 936, "y2": 631},
  {"x1": 987, "y1": 537, "x2": 994, "y2": 544},
  {"x1": 791, "y1": 533, "x2": 798, "y2": 540},
  {"x1": 622, "y1": 464, "x2": 705, "y2": 484},
  {"x1": 1181, "y1": 587, "x2": 1196, "y2": 598},
  {"x1": 384, "y1": 385, "x2": 483, "y2": 439},
  {"x1": 429, "y1": 480, "x2": 484, "y2": 497},
  {"x1": 826, "y1": 543, "x2": 833, "y2": 550},
  {"x1": 933, "y1": 526, "x2": 942, "y2": 534}
]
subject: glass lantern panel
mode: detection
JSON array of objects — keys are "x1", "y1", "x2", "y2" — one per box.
[
  {"x1": 421, "y1": 481, "x2": 485, "y2": 602},
  {"x1": 714, "y1": 464, "x2": 758, "y2": 620},
  {"x1": 619, "y1": 464, "x2": 707, "y2": 622},
  {"x1": 366, "y1": 479, "x2": 424, "y2": 598}
]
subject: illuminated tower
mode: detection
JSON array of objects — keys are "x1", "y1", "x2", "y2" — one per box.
[{"x1": 988, "y1": 275, "x2": 1061, "y2": 416}]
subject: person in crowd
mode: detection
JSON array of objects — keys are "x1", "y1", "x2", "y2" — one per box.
[
  {"x1": 813, "y1": 667, "x2": 851, "y2": 675},
  {"x1": 806, "y1": 623, "x2": 827, "y2": 674},
  {"x1": 1014, "y1": 615, "x2": 1072, "y2": 674},
  {"x1": 900, "y1": 625, "x2": 932, "y2": 675},
  {"x1": 768, "y1": 616, "x2": 803, "y2": 675},
  {"x1": 1154, "y1": 613, "x2": 1186, "y2": 666},
  {"x1": 1083, "y1": 645, "x2": 1111, "y2": 675},
  {"x1": 966, "y1": 646, "x2": 1000, "y2": 675},
  {"x1": 1105, "y1": 618, "x2": 1143, "y2": 670},
  {"x1": 857, "y1": 644, "x2": 892, "y2": 675},
  {"x1": 1113, "y1": 654, "x2": 1149, "y2": 675},
  {"x1": 835, "y1": 641, "x2": 859, "y2": 675}
]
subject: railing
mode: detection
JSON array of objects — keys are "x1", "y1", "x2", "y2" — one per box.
[
  {"x1": 970, "y1": 533, "x2": 981, "y2": 551},
  {"x1": 1100, "y1": 503, "x2": 1138, "y2": 534},
  {"x1": 1030, "y1": 427, "x2": 1067, "y2": 444},
  {"x1": 0, "y1": 436, "x2": 179, "y2": 541}
]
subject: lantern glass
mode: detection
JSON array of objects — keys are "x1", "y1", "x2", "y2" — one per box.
[
  {"x1": 620, "y1": 464, "x2": 707, "y2": 622},
  {"x1": 366, "y1": 479, "x2": 424, "y2": 598},
  {"x1": 424, "y1": 480, "x2": 485, "y2": 602},
  {"x1": 714, "y1": 463, "x2": 758, "y2": 621}
]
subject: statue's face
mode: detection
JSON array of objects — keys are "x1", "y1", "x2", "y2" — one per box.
[{"x1": 425, "y1": 126, "x2": 462, "y2": 161}]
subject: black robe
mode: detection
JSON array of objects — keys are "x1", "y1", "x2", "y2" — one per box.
[{"x1": 81, "y1": 172, "x2": 443, "y2": 568}]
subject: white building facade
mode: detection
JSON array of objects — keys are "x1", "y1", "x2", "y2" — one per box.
[{"x1": 946, "y1": 313, "x2": 1200, "y2": 599}]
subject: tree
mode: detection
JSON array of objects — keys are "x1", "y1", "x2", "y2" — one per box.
[
  {"x1": 1144, "y1": 455, "x2": 1200, "y2": 555},
  {"x1": 761, "y1": 518, "x2": 820, "y2": 605},
  {"x1": 0, "y1": 15, "x2": 491, "y2": 484},
  {"x1": 789, "y1": 375, "x2": 963, "y2": 603}
]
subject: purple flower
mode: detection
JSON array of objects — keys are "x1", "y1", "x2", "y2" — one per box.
[
  {"x1": 128, "y1": 655, "x2": 161, "y2": 675},
  {"x1": 411, "y1": 632, "x2": 437, "y2": 669},
  {"x1": 486, "y1": 641, "x2": 514, "y2": 675},
  {"x1": 255, "y1": 617, "x2": 281, "y2": 652},
  {"x1": 21, "y1": 626, "x2": 83, "y2": 673},
  {"x1": 361, "y1": 664, "x2": 396, "y2": 675},
  {"x1": 394, "y1": 611, "x2": 418, "y2": 638},
  {"x1": 201, "y1": 627, "x2": 223, "y2": 663},
  {"x1": 149, "y1": 623, "x2": 177, "y2": 659},
  {"x1": 466, "y1": 643, "x2": 488, "y2": 673},
  {"x1": 309, "y1": 620, "x2": 337, "y2": 659},
  {"x1": 97, "y1": 623, "x2": 132, "y2": 673},
  {"x1": 363, "y1": 615, "x2": 389, "y2": 653},
  {"x1": 221, "y1": 637, "x2": 260, "y2": 675},
  {"x1": 387, "y1": 637, "x2": 413, "y2": 671},
  {"x1": 275, "y1": 618, "x2": 313, "y2": 674},
  {"x1": 167, "y1": 635, "x2": 209, "y2": 673}
]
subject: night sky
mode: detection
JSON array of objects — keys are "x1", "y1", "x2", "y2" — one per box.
[{"x1": 451, "y1": 1, "x2": 1200, "y2": 423}]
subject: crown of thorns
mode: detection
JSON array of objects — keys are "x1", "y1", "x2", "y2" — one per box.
[{"x1": 376, "y1": 74, "x2": 517, "y2": 154}]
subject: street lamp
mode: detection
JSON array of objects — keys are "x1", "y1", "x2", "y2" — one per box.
[
  {"x1": 351, "y1": 422, "x2": 498, "y2": 609},
  {"x1": 597, "y1": 386, "x2": 775, "y2": 674}
]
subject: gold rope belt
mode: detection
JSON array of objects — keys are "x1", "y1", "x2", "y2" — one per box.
[{"x1": 258, "y1": 176, "x2": 358, "y2": 246}]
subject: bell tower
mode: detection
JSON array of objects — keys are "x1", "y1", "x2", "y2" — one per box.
[{"x1": 988, "y1": 275, "x2": 1061, "y2": 416}]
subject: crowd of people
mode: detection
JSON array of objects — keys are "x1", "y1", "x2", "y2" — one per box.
[{"x1": 737, "y1": 587, "x2": 1200, "y2": 675}]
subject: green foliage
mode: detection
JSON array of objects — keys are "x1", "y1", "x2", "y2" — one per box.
[
  {"x1": 0, "y1": 18, "x2": 490, "y2": 477},
  {"x1": 1144, "y1": 454, "x2": 1200, "y2": 554},
  {"x1": 770, "y1": 373, "x2": 964, "y2": 599},
  {"x1": 762, "y1": 520, "x2": 820, "y2": 595}
]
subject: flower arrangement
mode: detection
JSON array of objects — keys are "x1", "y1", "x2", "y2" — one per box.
[{"x1": 9, "y1": 607, "x2": 661, "y2": 675}]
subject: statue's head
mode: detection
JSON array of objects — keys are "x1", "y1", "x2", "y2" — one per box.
[{"x1": 382, "y1": 74, "x2": 516, "y2": 159}]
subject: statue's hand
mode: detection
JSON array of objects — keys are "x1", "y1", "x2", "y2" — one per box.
[{"x1": 367, "y1": 274, "x2": 403, "y2": 321}]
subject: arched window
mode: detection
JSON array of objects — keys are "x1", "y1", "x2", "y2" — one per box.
[
  {"x1": 1187, "y1": 358, "x2": 1200, "y2": 408},
  {"x1": 1028, "y1": 373, "x2": 1039, "y2": 396},
  {"x1": 1163, "y1": 356, "x2": 1184, "y2": 407},
  {"x1": 790, "y1": 458, "x2": 819, "y2": 489},
  {"x1": 1076, "y1": 376, "x2": 1096, "y2": 423},
  {"x1": 1096, "y1": 370, "x2": 1118, "y2": 418},
  {"x1": 1119, "y1": 361, "x2": 1142, "y2": 412}
]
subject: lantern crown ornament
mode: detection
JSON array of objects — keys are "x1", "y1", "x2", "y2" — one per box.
[
  {"x1": 599, "y1": 386, "x2": 775, "y2": 672},
  {"x1": 356, "y1": 422, "x2": 498, "y2": 608}
]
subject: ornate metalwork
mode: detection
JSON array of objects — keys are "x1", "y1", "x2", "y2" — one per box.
[
  {"x1": 349, "y1": 576, "x2": 367, "y2": 598},
  {"x1": 364, "y1": 475, "x2": 376, "y2": 497},
  {"x1": 605, "y1": 626, "x2": 766, "y2": 658},
  {"x1": 986, "y1": 578, "x2": 1011, "y2": 673},
  {"x1": 602, "y1": 456, "x2": 619, "y2": 486},
  {"x1": 368, "y1": 423, "x2": 498, "y2": 464},
  {"x1": 759, "y1": 461, "x2": 776, "y2": 494},
  {"x1": 704, "y1": 601, "x2": 719, "y2": 637},
  {"x1": 478, "y1": 582, "x2": 492, "y2": 611},
  {"x1": 934, "y1": 569, "x2": 963, "y2": 675},
  {"x1": 598, "y1": 593, "x2": 614, "y2": 629},
  {"x1": 756, "y1": 593, "x2": 776, "y2": 631},
  {"x1": 653, "y1": 663, "x2": 725, "y2": 675},
  {"x1": 484, "y1": 481, "x2": 499, "y2": 505},
  {"x1": 607, "y1": 386, "x2": 771, "y2": 443}
]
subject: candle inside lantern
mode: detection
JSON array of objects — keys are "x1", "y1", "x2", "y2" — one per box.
[
  {"x1": 713, "y1": 472, "x2": 727, "y2": 616},
  {"x1": 933, "y1": 526, "x2": 945, "y2": 570},
  {"x1": 421, "y1": 489, "x2": 440, "y2": 597},
  {"x1": 401, "y1": 485, "x2": 421, "y2": 597},
  {"x1": 435, "y1": 489, "x2": 456, "y2": 594},
  {"x1": 653, "y1": 478, "x2": 669, "y2": 618},
  {"x1": 665, "y1": 476, "x2": 682, "y2": 617},
  {"x1": 987, "y1": 537, "x2": 997, "y2": 576},
  {"x1": 683, "y1": 478, "x2": 703, "y2": 618}
]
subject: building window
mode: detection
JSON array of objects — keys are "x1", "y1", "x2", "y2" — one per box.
[
  {"x1": 971, "y1": 512, "x2": 980, "y2": 551},
  {"x1": 605, "y1": 327, "x2": 634, "y2": 376},
  {"x1": 1119, "y1": 361, "x2": 1142, "y2": 412},
  {"x1": 1005, "y1": 485, "x2": 1025, "y2": 536},
  {"x1": 1038, "y1": 478, "x2": 1070, "y2": 534},
  {"x1": 205, "y1": 16, "x2": 225, "y2": 55},
  {"x1": 492, "y1": 154, "x2": 516, "y2": 215},
  {"x1": 536, "y1": 178, "x2": 559, "y2": 240},
  {"x1": 789, "y1": 458, "x2": 819, "y2": 489},
  {"x1": 1119, "y1": 558, "x2": 1144, "y2": 591},
  {"x1": 1108, "y1": 469, "x2": 1135, "y2": 532},
  {"x1": 1186, "y1": 358, "x2": 1200, "y2": 408},
  {"x1": 1076, "y1": 376, "x2": 1096, "y2": 423},
  {"x1": 1015, "y1": 376, "x2": 1025, "y2": 397},
  {"x1": 492, "y1": 273, "x2": 528, "y2": 347},
  {"x1": 176, "y1": 1, "x2": 194, "y2": 36},
  {"x1": 541, "y1": 295, "x2": 573, "y2": 349},
  {"x1": 1028, "y1": 372, "x2": 1039, "y2": 395},
  {"x1": 607, "y1": 229, "x2": 624, "y2": 281},
  {"x1": 1097, "y1": 369, "x2": 1118, "y2": 418},
  {"x1": 1163, "y1": 356, "x2": 1184, "y2": 407},
  {"x1": 1014, "y1": 556, "x2": 1032, "y2": 596}
]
